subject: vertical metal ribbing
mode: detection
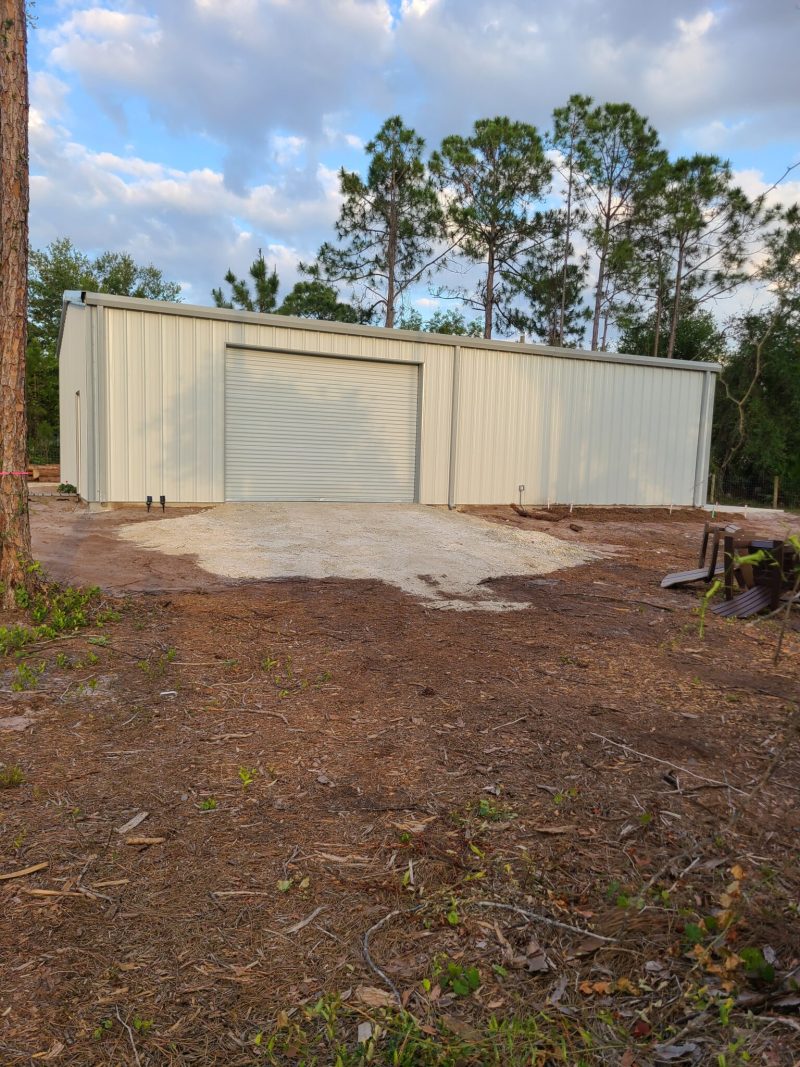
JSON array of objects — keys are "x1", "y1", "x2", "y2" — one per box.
[
  {"x1": 692, "y1": 370, "x2": 712, "y2": 506},
  {"x1": 447, "y1": 345, "x2": 461, "y2": 509}
]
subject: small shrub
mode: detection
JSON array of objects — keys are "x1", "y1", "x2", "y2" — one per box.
[
  {"x1": 0, "y1": 582, "x2": 103, "y2": 659},
  {"x1": 238, "y1": 766, "x2": 257, "y2": 788},
  {"x1": 11, "y1": 661, "x2": 45, "y2": 692},
  {"x1": 0, "y1": 765, "x2": 25, "y2": 789}
]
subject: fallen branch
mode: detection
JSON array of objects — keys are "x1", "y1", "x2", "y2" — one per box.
[
  {"x1": 590, "y1": 733, "x2": 747, "y2": 796},
  {"x1": 114, "y1": 1009, "x2": 142, "y2": 1067},
  {"x1": 116, "y1": 811, "x2": 148, "y2": 835},
  {"x1": 246, "y1": 710, "x2": 290, "y2": 725},
  {"x1": 283, "y1": 905, "x2": 327, "y2": 935},
  {"x1": 213, "y1": 890, "x2": 274, "y2": 898},
  {"x1": 489, "y1": 715, "x2": 527, "y2": 732},
  {"x1": 560, "y1": 591, "x2": 676, "y2": 612},
  {"x1": 467, "y1": 901, "x2": 617, "y2": 943},
  {"x1": 0, "y1": 861, "x2": 49, "y2": 882},
  {"x1": 363, "y1": 911, "x2": 402, "y2": 1004},
  {"x1": 22, "y1": 888, "x2": 82, "y2": 898}
]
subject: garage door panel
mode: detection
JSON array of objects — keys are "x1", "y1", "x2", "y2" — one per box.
[{"x1": 224, "y1": 350, "x2": 419, "y2": 502}]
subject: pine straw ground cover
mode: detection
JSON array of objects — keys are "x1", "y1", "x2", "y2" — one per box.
[{"x1": 0, "y1": 506, "x2": 799, "y2": 1066}]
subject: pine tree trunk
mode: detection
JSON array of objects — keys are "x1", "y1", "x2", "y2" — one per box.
[
  {"x1": 484, "y1": 247, "x2": 495, "y2": 340},
  {"x1": 0, "y1": 1, "x2": 32, "y2": 609},
  {"x1": 652, "y1": 281, "x2": 662, "y2": 358},
  {"x1": 385, "y1": 263, "x2": 395, "y2": 329},
  {"x1": 591, "y1": 209, "x2": 612, "y2": 351},
  {"x1": 666, "y1": 241, "x2": 685, "y2": 360},
  {"x1": 385, "y1": 235, "x2": 396, "y2": 329},
  {"x1": 558, "y1": 160, "x2": 574, "y2": 347},
  {"x1": 600, "y1": 304, "x2": 611, "y2": 351},
  {"x1": 591, "y1": 252, "x2": 605, "y2": 351},
  {"x1": 384, "y1": 185, "x2": 398, "y2": 329}
]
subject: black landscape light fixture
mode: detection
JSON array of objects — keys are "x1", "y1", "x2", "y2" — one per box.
[
  {"x1": 160, "y1": 495, "x2": 166, "y2": 512},
  {"x1": 146, "y1": 495, "x2": 153, "y2": 512}
]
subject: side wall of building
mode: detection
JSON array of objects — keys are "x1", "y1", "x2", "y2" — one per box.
[
  {"x1": 58, "y1": 303, "x2": 91, "y2": 497},
  {"x1": 453, "y1": 347, "x2": 711, "y2": 506},
  {"x1": 99, "y1": 305, "x2": 454, "y2": 504},
  {"x1": 68, "y1": 300, "x2": 714, "y2": 507}
]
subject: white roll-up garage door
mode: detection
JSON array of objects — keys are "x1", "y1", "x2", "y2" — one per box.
[{"x1": 224, "y1": 348, "x2": 419, "y2": 501}]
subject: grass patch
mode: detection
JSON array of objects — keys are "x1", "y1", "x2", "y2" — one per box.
[
  {"x1": 0, "y1": 578, "x2": 108, "y2": 659},
  {"x1": 0, "y1": 765, "x2": 25, "y2": 789},
  {"x1": 253, "y1": 996, "x2": 599, "y2": 1066}
]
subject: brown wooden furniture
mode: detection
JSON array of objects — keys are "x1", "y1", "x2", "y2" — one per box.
[
  {"x1": 712, "y1": 537, "x2": 790, "y2": 619},
  {"x1": 659, "y1": 522, "x2": 737, "y2": 590}
]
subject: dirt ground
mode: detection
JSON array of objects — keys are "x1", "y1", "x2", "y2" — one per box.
[
  {"x1": 113, "y1": 502, "x2": 595, "y2": 609},
  {"x1": 1, "y1": 500, "x2": 799, "y2": 1065}
]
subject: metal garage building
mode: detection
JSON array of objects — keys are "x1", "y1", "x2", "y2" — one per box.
[{"x1": 58, "y1": 291, "x2": 718, "y2": 508}]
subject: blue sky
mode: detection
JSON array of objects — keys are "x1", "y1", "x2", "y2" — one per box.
[{"x1": 28, "y1": 0, "x2": 800, "y2": 311}]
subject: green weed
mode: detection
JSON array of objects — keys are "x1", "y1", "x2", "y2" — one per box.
[
  {"x1": 257, "y1": 994, "x2": 594, "y2": 1065},
  {"x1": 697, "y1": 578, "x2": 723, "y2": 638},
  {"x1": 238, "y1": 766, "x2": 257, "y2": 788},
  {"x1": 439, "y1": 959, "x2": 481, "y2": 997},
  {"x1": 0, "y1": 765, "x2": 25, "y2": 789},
  {"x1": 11, "y1": 660, "x2": 45, "y2": 691},
  {"x1": 0, "y1": 583, "x2": 102, "y2": 658},
  {"x1": 261, "y1": 654, "x2": 332, "y2": 698},
  {"x1": 476, "y1": 796, "x2": 516, "y2": 822},
  {"x1": 137, "y1": 650, "x2": 174, "y2": 677},
  {"x1": 92, "y1": 1019, "x2": 113, "y2": 1041}
]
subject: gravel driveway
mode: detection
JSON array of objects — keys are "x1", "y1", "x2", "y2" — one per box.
[{"x1": 116, "y1": 503, "x2": 594, "y2": 610}]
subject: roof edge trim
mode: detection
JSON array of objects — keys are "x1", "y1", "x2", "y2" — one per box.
[{"x1": 76, "y1": 291, "x2": 722, "y2": 373}]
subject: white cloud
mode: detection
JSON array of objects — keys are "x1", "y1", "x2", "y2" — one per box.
[
  {"x1": 400, "y1": 0, "x2": 439, "y2": 17},
  {"x1": 733, "y1": 167, "x2": 800, "y2": 211},
  {"x1": 29, "y1": 113, "x2": 340, "y2": 302},
  {"x1": 644, "y1": 11, "x2": 719, "y2": 112},
  {"x1": 45, "y1": 0, "x2": 394, "y2": 181},
  {"x1": 684, "y1": 118, "x2": 749, "y2": 152},
  {"x1": 30, "y1": 72, "x2": 70, "y2": 121},
  {"x1": 392, "y1": 0, "x2": 799, "y2": 149},
  {"x1": 272, "y1": 134, "x2": 306, "y2": 166},
  {"x1": 28, "y1": 0, "x2": 800, "y2": 317}
]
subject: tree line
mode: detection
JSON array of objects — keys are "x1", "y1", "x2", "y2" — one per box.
[
  {"x1": 208, "y1": 102, "x2": 800, "y2": 499},
  {"x1": 26, "y1": 100, "x2": 800, "y2": 500}
]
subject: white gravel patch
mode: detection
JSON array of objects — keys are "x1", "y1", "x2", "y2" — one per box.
[{"x1": 116, "y1": 503, "x2": 595, "y2": 610}]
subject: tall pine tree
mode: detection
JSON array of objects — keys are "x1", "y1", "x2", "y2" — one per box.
[
  {"x1": 311, "y1": 116, "x2": 445, "y2": 328},
  {"x1": 431, "y1": 117, "x2": 551, "y2": 339},
  {"x1": 572, "y1": 102, "x2": 664, "y2": 350},
  {"x1": 212, "y1": 249, "x2": 279, "y2": 313},
  {"x1": 0, "y1": 0, "x2": 32, "y2": 604}
]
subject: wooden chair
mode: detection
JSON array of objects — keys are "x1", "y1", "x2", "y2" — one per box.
[
  {"x1": 713, "y1": 537, "x2": 785, "y2": 618},
  {"x1": 659, "y1": 522, "x2": 737, "y2": 590}
]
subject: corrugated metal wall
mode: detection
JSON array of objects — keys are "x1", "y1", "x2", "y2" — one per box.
[
  {"x1": 60, "y1": 296, "x2": 716, "y2": 507},
  {"x1": 58, "y1": 302, "x2": 90, "y2": 497},
  {"x1": 104, "y1": 308, "x2": 226, "y2": 503},
  {"x1": 99, "y1": 305, "x2": 453, "y2": 504},
  {"x1": 454, "y1": 348, "x2": 709, "y2": 506}
]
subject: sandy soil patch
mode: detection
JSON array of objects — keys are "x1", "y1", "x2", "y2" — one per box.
[{"x1": 116, "y1": 502, "x2": 596, "y2": 609}]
